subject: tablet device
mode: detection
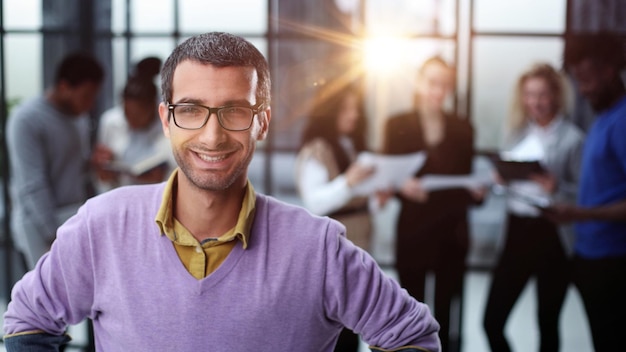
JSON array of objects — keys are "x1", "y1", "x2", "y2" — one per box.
[{"x1": 494, "y1": 159, "x2": 545, "y2": 181}]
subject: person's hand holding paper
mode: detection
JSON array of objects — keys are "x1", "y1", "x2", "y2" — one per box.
[
  {"x1": 344, "y1": 161, "x2": 376, "y2": 188},
  {"x1": 399, "y1": 177, "x2": 429, "y2": 203},
  {"x1": 351, "y1": 151, "x2": 427, "y2": 196}
]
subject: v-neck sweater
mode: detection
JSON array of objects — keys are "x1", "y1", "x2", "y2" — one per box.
[{"x1": 4, "y1": 183, "x2": 440, "y2": 351}]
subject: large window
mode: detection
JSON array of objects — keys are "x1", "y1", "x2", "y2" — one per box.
[
  {"x1": 0, "y1": 0, "x2": 574, "y2": 238},
  {"x1": 471, "y1": 0, "x2": 567, "y2": 150},
  {"x1": 3, "y1": 0, "x2": 43, "y2": 107},
  {"x1": 0, "y1": 0, "x2": 605, "y2": 265},
  {"x1": 109, "y1": 0, "x2": 268, "y2": 105},
  {"x1": 474, "y1": 0, "x2": 566, "y2": 33},
  {"x1": 0, "y1": 0, "x2": 571, "y2": 189},
  {"x1": 471, "y1": 37, "x2": 564, "y2": 149}
]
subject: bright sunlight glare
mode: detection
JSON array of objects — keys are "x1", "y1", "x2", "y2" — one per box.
[{"x1": 361, "y1": 36, "x2": 410, "y2": 75}]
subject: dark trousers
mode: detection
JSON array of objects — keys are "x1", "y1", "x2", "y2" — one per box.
[
  {"x1": 483, "y1": 215, "x2": 569, "y2": 352},
  {"x1": 396, "y1": 243, "x2": 466, "y2": 352},
  {"x1": 395, "y1": 208, "x2": 468, "y2": 352},
  {"x1": 334, "y1": 328, "x2": 360, "y2": 352},
  {"x1": 573, "y1": 254, "x2": 626, "y2": 352}
]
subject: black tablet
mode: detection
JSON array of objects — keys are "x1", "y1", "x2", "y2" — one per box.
[{"x1": 493, "y1": 159, "x2": 545, "y2": 181}]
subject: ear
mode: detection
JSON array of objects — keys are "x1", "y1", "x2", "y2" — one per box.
[
  {"x1": 256, "y1": 106, "x2": 271, "y2": 141},
  {"x1": 158, "y1": 102, "x2": 171, "y2": 138}
]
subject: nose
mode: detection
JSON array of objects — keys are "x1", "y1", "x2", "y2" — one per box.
[
  {"x1": 198, "y1": 111, "x2": 227, "y2": 145},
  {"x1": 526, "y1": 96, "x2": 539, "y2": 107},
  {"x1": 429, "y1": 82, "x2": 448, "y2": 103}
]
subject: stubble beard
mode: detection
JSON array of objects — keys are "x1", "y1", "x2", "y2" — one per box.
[{"x1": 174, "y1": 142, "x2": 255, "y2": 192}]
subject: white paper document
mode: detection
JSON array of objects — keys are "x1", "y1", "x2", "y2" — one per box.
[
  {"x1": 103, "y1": 146, "x2": 172, "y2": 176},
  {"x1": 505, "y1": 186, "x2": 553, "y2": 209},
  {"x1": 420, "y1": 173, "x2": 494, "y2": 191},
  {"x1": 351, "y1": 152, "x2": 427, "y2": 196},
  {"x1": 500, "y1": 133, "x2": 545, "y2": 161}
]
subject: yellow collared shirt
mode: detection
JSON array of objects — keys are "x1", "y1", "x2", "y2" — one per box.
[{"x1": 155, "y1": 169, "x2": 256, "y2": 279}]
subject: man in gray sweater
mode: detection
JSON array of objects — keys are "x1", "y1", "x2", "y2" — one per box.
[{"x1": 7, "y1": 52, "x2": 104, "y2": 268}]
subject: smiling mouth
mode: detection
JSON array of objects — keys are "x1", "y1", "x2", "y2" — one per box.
[{"x1": 196, "y1": 151, "x2": 229, "y2": 162}]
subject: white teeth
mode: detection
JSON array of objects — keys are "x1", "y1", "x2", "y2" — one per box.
[{"x1": 197, "y1": 153, "x2": 227, "y2": 162}]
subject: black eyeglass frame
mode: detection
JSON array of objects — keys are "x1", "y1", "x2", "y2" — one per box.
[{"x1": 167, "y1": 102, "x2": 265, "y2": 131}]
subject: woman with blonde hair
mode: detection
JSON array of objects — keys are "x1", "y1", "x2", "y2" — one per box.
[
  {"x1": 483, "y1": 62, "x2": 585, "y2": 352},
  {"x1": 507, "y1": 62, "x2": 571, "y2": 133}
]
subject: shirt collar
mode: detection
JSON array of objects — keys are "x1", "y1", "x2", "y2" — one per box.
[
  {"x1": 155, "y1": 168, "x2": 256, "y2": 249},
  {"x1": 529, "y1": 114, "x2": 563, "y2": 137}
]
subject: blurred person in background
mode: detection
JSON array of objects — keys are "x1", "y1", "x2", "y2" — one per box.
[
  {"x1": 548, "y1": 31, "x2": 626, "y2": 352},
  {"x1": 7, "y1": 52, "x2": 104, "y2": 269},
  {"x1": 482, "y1": 62, "x2": 584, "y2": 352},
  {"x1": 382, "y1": 56, "x2": 483, "y2": 352},
  {"x1": 92, "y1": 56, "x2": 175, "y2": 193},
  {"x1": 295, "y1": 80, "x2": 375, "y2": 351},
  {"x1": 296, "y1": 81, "x2": 374, "y2": 251}
]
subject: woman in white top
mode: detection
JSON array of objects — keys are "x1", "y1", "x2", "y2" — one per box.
[
  {"x1": 295, "y1": 81, "x2": 375, "y2": 352},
  {"x1": 92, "y1": 57, "x2": 175, "y2": 192},
  {"x1": 483, "y1": 63, "x2": 585, "y2": 352},
  {"x1": 295, "y1": 82, "x2": 375, "y2": 251}
]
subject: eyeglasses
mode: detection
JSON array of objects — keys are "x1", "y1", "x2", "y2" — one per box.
[{"x1": 167, "y1": 102, "x2": 264, "y2": 131}]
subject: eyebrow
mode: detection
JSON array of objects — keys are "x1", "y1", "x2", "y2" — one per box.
[{"x1": 172, "y1": 97, "x2": 254, "y2": 106}]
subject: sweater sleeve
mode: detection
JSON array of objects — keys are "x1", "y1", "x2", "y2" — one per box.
[
  {"x1": 369, "y1": 347, "x2": 433, "y2": 352},
  {"x1": 3, "y1": 331, "x2": 71, "y2": 351},
  {"x1": 3, "y1": 206, "x2": 95, "y2": 338},
  {"x1": 322, "y1": 222, "x2": 441, "y2": 352}
]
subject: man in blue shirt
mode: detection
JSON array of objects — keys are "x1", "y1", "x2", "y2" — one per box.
[{"x1": 551, "y1": 32, "x2": 626, "y2": 351}]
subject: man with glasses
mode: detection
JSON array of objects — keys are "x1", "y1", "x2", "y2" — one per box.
[{"x1": 3, "y1": 32, "x2": 441, "y2": 352}]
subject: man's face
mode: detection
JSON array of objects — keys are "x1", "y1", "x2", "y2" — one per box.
[
  {"x1": 58, "y1": 81, "x2": 101, "y2": 116},
  {"x1": 159, "y1": 60, "x2": 270, "y2": 192},
  {"x1": 570, "y1": 58, "x2": 614, "y2": 111}
]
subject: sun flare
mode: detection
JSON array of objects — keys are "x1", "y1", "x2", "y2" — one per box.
[{"x1": 361, "y1": 36, "x2": 410, "y2": 75}]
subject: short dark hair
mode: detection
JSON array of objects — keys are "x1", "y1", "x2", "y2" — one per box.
[
  {"x1": 54, "y1": 52, "x2": 105, "y2": 87},
  {"x1": 160, "y1": 32, "x2": 271, "y2": 106},
  {"x1": 563, "y1": 32, "x2": 626, "y2": 71},
  {"x1": 123, "y1": 57, "x2": 161, "y2": 104}
]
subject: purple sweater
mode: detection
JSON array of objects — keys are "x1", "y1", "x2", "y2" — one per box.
[{"x1": 4, "y1": 183, "x2": 440, "y2": 351}]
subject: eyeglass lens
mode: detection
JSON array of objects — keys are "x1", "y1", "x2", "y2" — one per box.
[{"x1": 172, "y1": 105, "x2": 254, "y2": 130}]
